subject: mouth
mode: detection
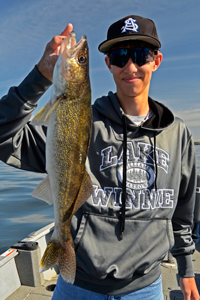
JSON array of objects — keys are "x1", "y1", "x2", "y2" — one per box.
[
  {"x1": 62, "y1": 32, "x2": 87, "y2": 58},
  {"x1": 123, "y1": 77, "x2": 141, "y2": 83}
]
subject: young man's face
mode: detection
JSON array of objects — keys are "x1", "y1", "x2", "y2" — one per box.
[{"x1": 105, "y1": 41, "x2": 162, "y2": 102}]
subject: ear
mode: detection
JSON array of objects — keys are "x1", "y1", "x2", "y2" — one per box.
[
  {"x1": 152, "y1": 52, "x2": 163, "y2": 72},
  {"x1": 105, "y1": 56, "x2": 113, "y2": 73}
]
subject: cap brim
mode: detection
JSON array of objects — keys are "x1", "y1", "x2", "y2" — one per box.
[{"x1": 98, "y1": 35, "x2": 161, "y2": 53}]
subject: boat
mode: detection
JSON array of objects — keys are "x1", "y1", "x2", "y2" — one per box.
[
  {"x1": 0, "y1": 222, "x2": 58, "y2": 300},
  {"x1": 1, "y1": 175, "x2": 200, "y2": 300},
  {"x1": 1, "y1": 226, "x2": 200, "y2": 299}
]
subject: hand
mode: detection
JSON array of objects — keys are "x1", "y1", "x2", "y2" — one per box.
[
  {"x1": 37, "y1": 23, "x2": 73, "y2": 81},
  {"x1": 180, "y1": 277, "x2": 200, "y2": 299}
]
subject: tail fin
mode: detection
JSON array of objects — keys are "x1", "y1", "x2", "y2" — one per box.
[
  {"x1": 59, "y1": 240, "x2": 76, "y2": 284},
  {"x1": 40, "y1": 238, "x2": 76, "y2": 284}
]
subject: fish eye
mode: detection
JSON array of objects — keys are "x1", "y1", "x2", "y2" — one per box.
[{"x1": 78, "y1": 55, "x2": 87, "y2": 65}]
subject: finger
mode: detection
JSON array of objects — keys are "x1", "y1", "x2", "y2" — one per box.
[
  {"x1": 47, "y1": 35, "x2": 65, "y2": 51},
  {"x1": 48, "y1": 24, "x2": 73, "y2": 51},
  {"x1": 60, "y1": 23, "x2": 73, "y2": 36}
]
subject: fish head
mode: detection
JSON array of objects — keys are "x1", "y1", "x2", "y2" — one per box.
[
  {"x1": 62, "y1": 32, "x2": 89, "y2": 82},
  {"x1": 52, "y1": 31, "x2": 90, "y2": 101}
]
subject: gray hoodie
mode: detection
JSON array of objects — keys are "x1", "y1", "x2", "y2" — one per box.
[{"x1": 0, "y1": 67, "x2": 196, "y2": 295}]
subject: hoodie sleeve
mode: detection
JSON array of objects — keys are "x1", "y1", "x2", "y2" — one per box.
[
  {"x1": 0, "y1": 66, "x2": 52, "y2": 173},
  {"x1": 171, "y1": 131, "x2": 196, "y2": 277}
]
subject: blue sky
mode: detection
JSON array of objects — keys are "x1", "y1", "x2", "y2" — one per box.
[{"x1": 0, "y1": 0, "x2": 200, "y2": 140}]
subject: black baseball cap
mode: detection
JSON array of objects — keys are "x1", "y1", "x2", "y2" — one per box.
[{"x1": 98, "y1": 15, "x2": 161, "y2": 53}]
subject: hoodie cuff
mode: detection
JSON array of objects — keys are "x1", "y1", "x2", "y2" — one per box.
[
  {"x1": 17, "y1": 65, "x2": 52, "y2": 104},
  {"x1": 176, "y1": 255, "x2": 194, "y2": 277}
]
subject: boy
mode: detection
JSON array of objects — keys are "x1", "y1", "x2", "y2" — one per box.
[{"x1": 0, "y1": 15, "x2": 199, "y2": 299}]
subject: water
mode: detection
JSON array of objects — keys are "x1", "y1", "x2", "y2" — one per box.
[
  {"x1": 196, "y1": 145, "x2": 200, "y2": 173},
  {"x1": 0, "y1": 161, "x2": 54, "y2": 253},
  {"x1": 0, "y1": 146, "x2": 200, "y2": 254}
]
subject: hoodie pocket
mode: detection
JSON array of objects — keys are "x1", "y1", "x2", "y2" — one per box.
[{"x1": 73, "y1": 213, "x2": 174, "y2": 280}]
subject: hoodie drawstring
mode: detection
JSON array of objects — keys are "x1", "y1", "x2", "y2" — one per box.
[
  {"x1": 121, "y1": 115, "x2": 158, "y2": 239},
  {"x1": 121, "y1": 114, "x2": 127, "y2": 240},
  {"x1": 153, "y1": 132, "x2": 158, "y2": 191}
]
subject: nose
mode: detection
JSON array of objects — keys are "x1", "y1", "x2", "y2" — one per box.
[{"x1": 123, "y1": 58, "x2": 138, "y2": 72}]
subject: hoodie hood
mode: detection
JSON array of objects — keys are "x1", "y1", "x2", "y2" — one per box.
[{"x1": 93, "y1": 91, "x2": 175, "y2": 131}]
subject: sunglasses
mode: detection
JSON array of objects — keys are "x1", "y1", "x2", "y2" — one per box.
[{"x1": 109, "y1": 48, "x2": 157, "y2": 68}]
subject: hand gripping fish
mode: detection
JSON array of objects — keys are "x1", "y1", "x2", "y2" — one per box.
[{"x1": 31, "y1": 31, "x2": 93, "y2": 284}]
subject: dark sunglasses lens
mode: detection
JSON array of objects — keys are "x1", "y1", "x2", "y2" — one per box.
[
  {"x1": 134, "y1": 48, "x2": 154, "y2": 66},
  {"x1": 110, "y1": 49, "x2": 129, "y2": 68},
  {"x1": 110, "y1": 48, "x2": 154, "y2": 68}
]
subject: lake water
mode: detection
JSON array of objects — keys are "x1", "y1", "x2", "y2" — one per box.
[
  {"x1": 0, "y1": 162, "x2": 54, "y2": 253},
  {"x1": 1, "y1": 146, "x2": 200, "y2": 254}
]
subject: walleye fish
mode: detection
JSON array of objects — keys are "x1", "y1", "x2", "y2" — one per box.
[{"x1": 31, "y1": 31, "x2": 93, "y2": 284}]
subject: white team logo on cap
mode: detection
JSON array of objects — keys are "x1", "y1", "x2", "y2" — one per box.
[{"x1": 121, "y1": 18, "x2": 139, "y2": 33}]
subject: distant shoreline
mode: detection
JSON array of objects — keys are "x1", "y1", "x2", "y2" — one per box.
[{"x1": 194, "y1": 142, "x2": 200, "y2": 145}]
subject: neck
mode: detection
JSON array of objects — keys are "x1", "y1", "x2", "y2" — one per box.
[{"x1": 116, "y1": 91, "x2": 149, "y2": 116}]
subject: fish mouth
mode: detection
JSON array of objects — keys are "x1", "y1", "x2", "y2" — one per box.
[{"x1": 62, "y1": 31, "x2": 87, "y2": 58}]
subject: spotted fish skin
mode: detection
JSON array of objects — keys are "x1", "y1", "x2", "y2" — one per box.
[{"x1": 31, "y1": 31, "x2": 93, "y2": 284}]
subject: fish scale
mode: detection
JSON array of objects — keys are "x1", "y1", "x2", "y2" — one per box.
[{"x1": 31, "y1": 31, "x2": 93, "y2": 284}]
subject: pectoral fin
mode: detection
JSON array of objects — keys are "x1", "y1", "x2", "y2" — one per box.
[
  {"x1": 32, "y1": 175, "x2": 53, "y2": 205},
  {"x1": 31, "y1": 101, "x2": 52, "y2": 126},
  {"x1": 72, "y1": 171, "x2": 93, "y2": 214},
  {"x1": 31, "y1": 96, "x2": 61, "y2": 126}
]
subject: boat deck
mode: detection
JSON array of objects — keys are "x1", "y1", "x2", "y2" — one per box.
[
  {"x1": 5, "y1": 244, "x2": 200, "y2": 300},
  {"x1": 5, "y1": 277, "x2": 57, "y2": 300},
  {"x1": 2, "y1": 223, "x2": 200, "y2": 300}
]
